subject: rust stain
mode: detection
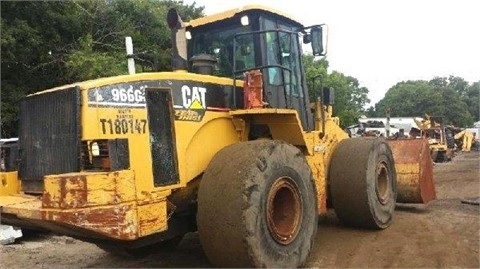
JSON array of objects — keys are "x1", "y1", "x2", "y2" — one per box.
[
  {"x1": 317, "y1": 193, "x2": 327, "y2": 214},
  {"x1": 388, "y1": 138, "x2": 436, "y2": 204},
  {"x1": 42, "y1": 204, "x2": 138, "y2": 240},
  {"x1": 42, "y1": 191, "x2": 53, "y2": 207},
  {"x1": 42, "y1": 171, "x2": 137, "y2": 209},
  {"x1": 59, "y1": 176, "x2": 88, "y2": 209},
  {"x1": 43, "y1": 176, "x2": 89, "y2": 209},
  {"x1": 38, "y1": 170, "x2": 148, "y2": 240}
]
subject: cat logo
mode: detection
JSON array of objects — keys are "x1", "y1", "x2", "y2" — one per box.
[{"x1": 181, "y1": 85, "x2": 206, "y2": 109}]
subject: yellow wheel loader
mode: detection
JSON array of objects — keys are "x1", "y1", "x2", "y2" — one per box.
[
  {"x1": 0, "y1": 5, "x2": 436, "y2": 267},
  {"x1": 414, "y1": 115, "x2": 453, "y2": 162}
]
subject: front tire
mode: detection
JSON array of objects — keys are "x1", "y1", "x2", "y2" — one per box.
[
  {"x1": 329, "y1": 137, "x2": 397, "y2": 229},
  {"x1": 197, "y1": 140, "x2": 318, "y2": 267}
]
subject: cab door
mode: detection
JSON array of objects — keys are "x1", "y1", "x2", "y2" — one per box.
[{"x1": 260, "y1": 18, "x2": 313, "y2": 131}]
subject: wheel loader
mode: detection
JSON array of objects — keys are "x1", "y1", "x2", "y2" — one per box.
[
  {"x1": 0, "y1": 5, "x2": 436, "y2": 267},
  {"x1": 414, "y1": 115, "x2": 453, "y2": 162}
]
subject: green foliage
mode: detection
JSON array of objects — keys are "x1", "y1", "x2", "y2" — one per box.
[
  {"x1": 303, "y1": 55, "x2": 370, "y2": 127},
  {"x1": 373, "y1": 76, "x2": 477, "y2": 127},
  {"x1": 326, "y1": 72, "x2": 370, "y2": 127},
  {"x1": 65, "y1": 34, "x2": 127, "y2": 80},
  {"x1": 459, "y1": 81, "x2": 479, "y2": 124},
  {"x1": 1, "y1": 0, "x2": 204, "y2": 137},
  {"x1": 302, "y1": 54, "x2": 328, "y2": 99}
]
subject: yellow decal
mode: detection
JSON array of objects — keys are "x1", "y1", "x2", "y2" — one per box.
[{"x1": 189, "y1": 99, "x2": 204, "y2": 109}]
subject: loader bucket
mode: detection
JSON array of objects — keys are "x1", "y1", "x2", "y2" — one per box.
[{"x1": 387, "y1": 138, "x2": 436, "y2": 204}]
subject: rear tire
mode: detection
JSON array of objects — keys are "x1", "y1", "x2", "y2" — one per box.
[
  {"x1": 197, "y1": 140, "x2": 317, "y2": 267},
  {"x1": 329, "y1": 137, "x2": 397, "y2": 229}
]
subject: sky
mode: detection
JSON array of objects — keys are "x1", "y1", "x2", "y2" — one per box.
[{"x1": 182, "y1": 0, "x2": 480, "y2": 106}]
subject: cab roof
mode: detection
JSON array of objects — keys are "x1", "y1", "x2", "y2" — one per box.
[{"x1": 186, "y1": 5, "x2": 303, "y2": 29}]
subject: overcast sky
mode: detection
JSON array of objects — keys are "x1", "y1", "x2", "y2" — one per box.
[{"x1": 183, "y1": 0, "x2": 480, "y2": 106}]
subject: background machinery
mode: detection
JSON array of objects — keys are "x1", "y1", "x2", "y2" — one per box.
[
  {"x1": 454, "y1": 129, "x2": 475, "y2": 152},
  {"x1": 414, "y1": 115, "x2": 454, "y2": 162},
  {"x1": 0, "y1": 6, "x2": 436, "y2": 267}
]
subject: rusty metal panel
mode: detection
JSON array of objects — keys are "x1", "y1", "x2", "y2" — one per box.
[
  {"x1": 2, "y1": 195, "x2": 138, "y2": 240},
  {"x1": 2, "y1": 194, "x2": 140, "y2": 240},
  {"x1": 42, "y1": 170, "x2": 136, "y2": 209},
  {"x1": 395, "y1": 163, "x2": 420, "y2": 174},
  {"x1": 42, "y1": 203, "x2": 138, "y2": 240},
  {"x1": 1, "y1": 169, "x2": 171, "y2": 241},
  {"x1": 388, "y1": 138, "x2": 436, "y2": 204},
  {"x1": 137, "y1": 200, "x2": 168, "y2": 237}
]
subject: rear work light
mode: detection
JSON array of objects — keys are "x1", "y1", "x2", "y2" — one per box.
[{"x1": 81, "y1": 139, "x2": 130, "y2": 171}]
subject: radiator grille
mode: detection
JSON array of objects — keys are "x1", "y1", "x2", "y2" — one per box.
[{"x1": 19, "y1": 87, "x2": 81, "y2": 193}]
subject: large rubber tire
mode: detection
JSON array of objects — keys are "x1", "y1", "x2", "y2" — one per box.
[
  {"x1": 197, "y1": 140, "x2": 318, "y2": 268},
  {"x1": 329, "y1": 137, "x2": 397, "y2": 229}
]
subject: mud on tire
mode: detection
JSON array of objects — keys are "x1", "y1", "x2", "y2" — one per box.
[
  {"x1": 197, "y1": 140, "x2": 318, "y2": 268},
  {"x1": 329, "y1": 137, "x2": 397, "y2": 229}
]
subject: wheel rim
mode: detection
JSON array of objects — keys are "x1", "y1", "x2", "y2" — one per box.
[
  {"x1": 376, "y1": 161, "x2": 390, "y2": 204},
  {"x1": 266, "y1": 177, "x2": 302, "y2": 245}
]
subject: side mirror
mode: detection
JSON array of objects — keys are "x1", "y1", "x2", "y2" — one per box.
[
  {"x1": 323, "y1": 86, "x2": 334, "y2": 105},
  {"x1": 311, "y1": 26, "x2": 325, "y2": 56}
]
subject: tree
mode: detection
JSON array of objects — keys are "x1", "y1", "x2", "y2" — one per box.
[
  {"x1": 302, "y1": 55, "x2": 370, "y2": 127},
  {"x1": 1, "y1": 0, "x2": 204, "y2": 137},
  {"x1": 373, "y1": 77, "x2": 476, "y2": 127},
  {"x1": 302, "y1": 54, "x2": 328, "y2": 99},
  {"x1": 1, "y1": 1, "x2": 84, "y2": 137},
  {"x1": 375, "y1": 80, "x2": 443, "y2": 118},
  {"x1": 327, "y1": 72, "x2": 369, "y2": 127},
  {"x1": 458, "y1": 80, "x2": 479, "y2": 123}
]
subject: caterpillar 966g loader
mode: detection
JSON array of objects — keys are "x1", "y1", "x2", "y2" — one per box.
[{"x1": 0, "y1": 5, "x2": 436, "y2": 267}]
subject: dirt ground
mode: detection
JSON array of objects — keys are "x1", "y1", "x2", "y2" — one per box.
[{"x1": 1, "y1": 151, "x2": 479, "y2": 268}]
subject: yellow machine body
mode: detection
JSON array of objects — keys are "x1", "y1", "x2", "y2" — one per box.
[
  {"x1": 0, "y1": 171, "x2": 19, "y2": 196},
  {"x1": 0, "y1": 73, "x2": 347, "y2": 240},
  {"x1": 0, "y1": 72, "x2": 241, "y2": 239},
  {"x1": 0, "y1": 5, "x2": 433, "y2": 249}
]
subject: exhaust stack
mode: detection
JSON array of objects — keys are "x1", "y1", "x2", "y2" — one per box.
[
  {"x1": 125, "y1": 36, "x2": 136, "y2": 75},
  {"x1": 167, "y1": 8, "x2": 188, "y2": 71}
]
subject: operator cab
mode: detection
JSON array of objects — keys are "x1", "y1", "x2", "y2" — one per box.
[{"x1": 185, "y1": 6, "x2": 326, "y2": 131}]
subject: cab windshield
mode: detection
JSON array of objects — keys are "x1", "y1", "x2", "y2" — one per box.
[{"x1": 188, "y1": 23, "x2": 255, "y2": 78}]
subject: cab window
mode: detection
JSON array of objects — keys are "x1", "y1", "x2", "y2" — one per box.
[
  {"x1": 261, "y1": 18, "x2": 303, "y2": 97},
  {"x1": 188, "y1": 23, "x2": 255, "y2": 78}
]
